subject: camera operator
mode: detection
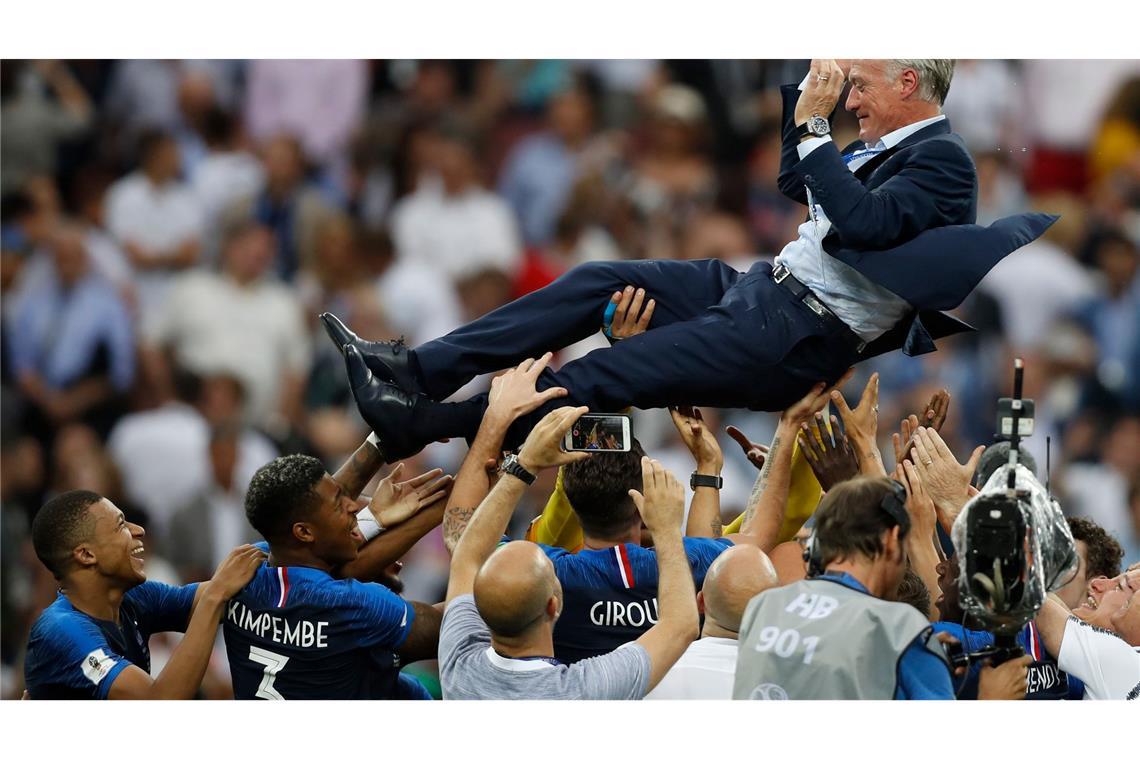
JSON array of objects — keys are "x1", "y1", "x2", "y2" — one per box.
[
  {"x1": 1033, "y1": 568, "x2": 1140, "y2": 700},
  {"x1": 733, "y1": 476, "x2": 957, "y2": 699}
]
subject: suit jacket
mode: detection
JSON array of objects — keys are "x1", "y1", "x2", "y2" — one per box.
[{"x1": 775, "y1": 84, "x2": 1055, "y2": 357}]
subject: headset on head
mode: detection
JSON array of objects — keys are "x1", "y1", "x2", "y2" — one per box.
[{"x1": 803, "y1": 479, "x2": 910, "y2": 578}]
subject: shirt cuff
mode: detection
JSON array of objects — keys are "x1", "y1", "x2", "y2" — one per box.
[
  {"x1": 798, "y1": 73, "x2": 811, "y2": 91},
  {"x1": 797, "y1": 135, "x2": 833, "y2": 159}
]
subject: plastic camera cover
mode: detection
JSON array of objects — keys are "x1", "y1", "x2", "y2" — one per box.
[{"x1": 950, "y1": 463, "x2": 1078, "y2": 633}]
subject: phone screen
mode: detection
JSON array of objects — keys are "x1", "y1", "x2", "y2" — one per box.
[{"x1": 566, "y1": 415, "x2": 629, "y2": 451}]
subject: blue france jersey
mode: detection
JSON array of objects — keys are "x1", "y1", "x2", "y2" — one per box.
[
  {"x1": 24, "y1": 581, "x2": 198, "y2": 699},
  {"x1": 932, "y1": 620, "x2": 1085, "y2": 699},
  {"x1": 540, "y1": 537, "x2": 732, "y2": 663},
  {"x1": 223, "y1": 561, "x2": 416, "y2": 699}
]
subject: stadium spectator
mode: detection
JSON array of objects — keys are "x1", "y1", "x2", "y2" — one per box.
[
  {"x1": 438, "y1": 405, "x2": 699, "y2": 699},
  {"x1": 24, "y1": 489, "x2": 262, "y2": 698},
  {"x1": 0, "y1": 60, "x2": 93, "y2": 195},
  {"x1": 107, "y1": 368, "x2": 277, "y2": 538},
  {"x1": 9, "y1": 224, "x2": 134, "y2": 443},
  {"x1": 189, "y1": 106, "x2": 264, "y2": 262},
  {"x1": 644, "y1": 544, "x2": 779, "y2": 699},
  {"x1": 220, "y1": 134, "x2": 334, "y2": 282},
  {"x1": 498, "y1": 76, "x2": 598, "y2": 246},
  {"x1": 141, "y1": 221, "x2": 311, "y2": 435},
  {"x1": 389, "y1": 117, "x2": 522, "y2": 284},
  {"x1": 104, "y1": 129, "x2": 205, "y2": 323},
  {"x1": 164, "y1": 423, "x2": 262, "y2": 582},
  {"x1": 244, "y1": 60, "x2": 370, "y2": 169}
]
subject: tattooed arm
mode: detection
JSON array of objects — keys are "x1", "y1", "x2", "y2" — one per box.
[
  {"x1": 443, "y1": 354, "x2": 569, "y2": 556},
  {"x1": 735, "y1": 383, "x2": 836, "y2": 551},
  {"x1": 332, "y1": 438, "x2": 386, "y2": 498}
]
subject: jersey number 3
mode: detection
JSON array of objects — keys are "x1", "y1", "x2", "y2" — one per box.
[{"x1": 249, "y1": 646, "x2": 290, "y2": 700}]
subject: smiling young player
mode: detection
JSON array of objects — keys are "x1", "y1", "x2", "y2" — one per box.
[{"x1": 24, "y1": 489, "x2": 263, "y2": 699}]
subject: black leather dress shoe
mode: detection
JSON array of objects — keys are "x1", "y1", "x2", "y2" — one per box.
[
  {"x1": 344, "y1": 345, "x2": 428, "y2": 463},
  {"x1": 320, "y1": 312, "x2": 426, "y2": 396}
]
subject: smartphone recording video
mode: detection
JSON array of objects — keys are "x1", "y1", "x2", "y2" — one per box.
[{"x1": 563, "y1": 414, "x2": 632, "y2": 452}]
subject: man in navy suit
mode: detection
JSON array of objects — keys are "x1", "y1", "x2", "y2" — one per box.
[{"x1": 325, "y1": 59, "x2": 1055, "y2": 461}]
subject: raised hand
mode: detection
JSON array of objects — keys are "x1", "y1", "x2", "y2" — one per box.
[
  {"x1": 605, "y1": 286, "x2": 656, "y2": 340},
  {"x1": 798, "y1": 413, "x2": 858, "y2": 492},
  {"x1": 725, "y1": 425, "x2": 769, "y2": 471},
  {"x1": 208, "y1": 545, "x2": 266, "y2": 600},
  {"x1": 794, "y1": 59, "x2": 847, "y2": 125},
  {"x1": 517, "y1": 406, "x2": 591, "y2": 472},
  {"x1": 486, "y1": 353, "x2": 568, "y2": 425},
  {"x1": 897, "y1": 459, "x2": 937, "y2": 541},
  {"x1": 628, "y1": 457, "x2": 686, "y2": 536},
  {"x1": 909, "y1": 427, "x2": 984, "y2": 534},
  {"x1": 669, "y1": 406, "x2": 723, "y2": 472},
  {"x1": 892, "y1": 389, "x2": 951, "y2": 465},
  {"x1": 369, "y1": 463, "x2": 454, "y2": 529}
]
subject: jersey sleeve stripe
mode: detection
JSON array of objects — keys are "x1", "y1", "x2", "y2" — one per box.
[{"x1": 276, "y1": 567, "x2": 290, "y2": 608}]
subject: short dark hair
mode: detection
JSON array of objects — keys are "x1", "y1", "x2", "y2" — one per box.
[
  {"x1": 245, "y1": 455, "x2": 326, "y2": 542},
  {"x1": 561, "y1": 439, "x2": 646, "y2": 541},
  {"x1": 32, "y1": 490, "x2": 103, "y2": 579},
  {"x1": 973, "y1": 442, "x2": 1038, "y2": 488},
  {"x1": 1067, "y1": 516, "x2": 1123, "y2": 580},
  {"x1": 897, "y1": 564, "x2": 932, "y2": 618},
  {"x1": 815, "y1": 477, "x2": 910, "y2": 566}
]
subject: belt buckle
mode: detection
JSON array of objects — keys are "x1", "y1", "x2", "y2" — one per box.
[
  {"x1": 804, "y1": 294, "x2": 827, "y2": 317},
  {"x1": 773, "y1": 265, "x2": 790, "y2": 284}
]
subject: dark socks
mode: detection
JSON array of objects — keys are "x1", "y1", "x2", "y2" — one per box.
[{"x1": 410, "y1": 394, "x2": 487, "y2": 442}]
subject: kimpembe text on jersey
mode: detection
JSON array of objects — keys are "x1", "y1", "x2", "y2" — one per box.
[{"x1": 227, "y1": 600, "x2": 330, "y2": 649}]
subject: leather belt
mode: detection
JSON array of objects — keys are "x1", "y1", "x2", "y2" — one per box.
[{"x1": 771, "y1": 264, "x2": 867, "y2": 355}]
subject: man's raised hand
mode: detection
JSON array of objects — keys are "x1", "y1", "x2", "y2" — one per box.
[
  {"x1": 369, "y1": 462, "x2": 454, "y2": 529},
  {"x1": 794, "y1": 59, "x2": 847, "y2": 126},
  {"x1": 799, "y1": 413, "x2": 858, "y2": 492},
  {"x1": 485, "y1": 353, "x2": 568, "y2": 425},
  {"x1": 207, "y1": 545, "x2": 266, "y2": 600},
  {"x1": 669, "y1": 406, "x2": 723, "y2": 472},
  {"x1": 892, "y1": 389, "x2": 951, "y2": 465},
  {"x1": 725, "y1": 426, "x2": 769, "y2": 471},
  {"x1": 628, "y1": 457, "x2": 686, "y2": 537},
  {"x1": 909, "y1": 427, "x2": 984, "y2": 534},
  {"x1": 517, "y1": 406, "x2": 591, "y2": 472}
]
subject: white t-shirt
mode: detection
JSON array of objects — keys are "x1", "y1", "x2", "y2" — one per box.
[
  {"x1": 643, "y1": 636, "x2": 739, "y2": 699},
  {"x1": 1057, "y1": 617, "x2": 1140, "y2": 700}
]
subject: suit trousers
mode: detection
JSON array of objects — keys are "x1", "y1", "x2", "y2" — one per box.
[{"x1": 414, "y1": 259, "x2": 863, "y2": 442}]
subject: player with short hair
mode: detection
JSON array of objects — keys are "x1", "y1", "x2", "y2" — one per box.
[
  {"x1": 24, "y1": 489, "x2": 262, "y2": 699},
  {"x1": 223, "y1": 452, "x2": 442, "y2": 699}
]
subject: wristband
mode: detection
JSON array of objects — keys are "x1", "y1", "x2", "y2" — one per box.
[
  {"x1": 356, "y1": 510, "x2": 385, "y2": 541},
  {"x1": 690, "y1": 472, "x2": 723, "y2": 490}
]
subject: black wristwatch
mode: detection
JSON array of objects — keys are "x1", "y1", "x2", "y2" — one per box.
[
  {"x1": 690, "y1": 472, "x2": 723, "y2": 491},
  {"x1": 794, "y1": 114, "x2": 831, "y2": 141},
  {"x1": 500, "y1": 454, "x2": 536, "y2": 486}
]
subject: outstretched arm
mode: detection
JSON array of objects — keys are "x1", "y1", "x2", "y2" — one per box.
[
  {"x1": 737, "y1": 380, "x2": 843, "y2": 551},
  {"x1": 667, "y1": 406, "x2": 724, "y2": 538},
  {"x1": 446, "y1": 407, "x2": 589, "y2": 603},
  {"x1": 109, "y1": 546, "x2": 263, "y2": 699},
  {"x1": 443, "y1": 354, "x2": 569, "y2": 555}
]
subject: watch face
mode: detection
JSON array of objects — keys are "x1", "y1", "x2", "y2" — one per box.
[{"x1": 808, "y1": 116, "x2": 830, "y2": 136}]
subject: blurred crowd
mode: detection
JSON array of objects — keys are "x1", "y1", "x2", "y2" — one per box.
[{"x1": 2, "y1": 59, "x2": 1139, "y2": 699}]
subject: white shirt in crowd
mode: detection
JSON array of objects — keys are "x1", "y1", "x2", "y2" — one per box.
[
  {"x1": 1057, "y1": 617, "x2": 1140, "y2": 700},
  {"x1": 107, "y1": 402, "x2": 277, "y2": 537},
  {"x1": 643, "y1": 636, "x2": 740, "y2": 699},
  {"x1": 190, "y1": 151, "x2": 265, "y2": 261},
  {"x1": 375, "y1": 258, "x2": 464, "y2": 348},
  {"x1": 105, "y1": 171, "x2": 205, "y2": 323},
  {"x1": 978, "y1": 238, "x2": 1096, "y2": 350},
  {"x1": 389, "y1": 178, "x2": 522, "y2": 283},
  {"x1": 144, "y1": 271, "x2": 312, "y2": 430}
]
